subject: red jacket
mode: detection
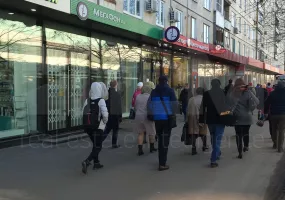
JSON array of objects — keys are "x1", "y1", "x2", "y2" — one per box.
[
  {"x1": 132, "y1": 89, "x2": 141, "y2": 107},
  {"x1": 266, "y1": 87, "x2": 273, "y2": 95}
]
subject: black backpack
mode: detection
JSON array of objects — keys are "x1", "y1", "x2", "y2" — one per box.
[{"x1": 83, "y1": 98, "x2": 101, "y2": 130}]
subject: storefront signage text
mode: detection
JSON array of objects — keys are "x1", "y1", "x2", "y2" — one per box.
[
  {"x1": 190, "y1": 40, "x2": 209, "y2": 52},
  {"x1": 94, "y1": 8, "x2": 125, "y2": 24},
  {"x1": 46, "y1": 0, "x2": 58, "y2": 4}
]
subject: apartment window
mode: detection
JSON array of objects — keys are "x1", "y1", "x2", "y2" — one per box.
[
  {"x1": 244, "y1": 0, "x2": 247, "y2": 12},
  {"x1": 216, "y1": 26, "x2": 224, "y2": 46},
  {"x1": 203, "y1": 24, "x2": 210, "y2": 43},
  {"x1": 231, "y1": 12, "x2": 236, "y2": 27},
  {"x1": 216, "y1": 0, "x2": 222, "y2": 13},
  {"x1": 248, "y1": 25, "x2": 250, "y2": 39},
  {"x1": 239, "y1": 0, "x2": 242, "y2": 7},
  {"x1": 237, "y1": 41, "x2": 241, "y2": 55},
  {"x1": 232, "y1": 38, "x2": 235, "y2": 53},
  {"x1": 204, "y1": 0, "x2": 211, "y2": 10},
  {"x1": 175, "y1": 10, "x2": 183, "y2": 33},
  {"x1": 251, "y1": 29, "x2": 255, "y2": 40},
  {"x1": 123, "y1": 0, "x2": 141, "y2": 17},
  {"x1": 225, "y1": 31, "x2": 230, "y2": 49},
  {"x1": 156, "y1": 0, "x2": 165, "y2": 26},
  {"x1": 191, "y1": 17, "x2": 197, "y2": 39},
  {"x1": 238, "y1": 17, "x2": 241, "y2": 32},
  {"x1": 244, "y1": 21, "x2": 247, "y2": 35},
  {"x1": 243, "y1": 44, "x2": 246, "y2": 56}
]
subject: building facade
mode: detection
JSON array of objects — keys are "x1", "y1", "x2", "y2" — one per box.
[{"x1": 0, "y1": 0, "x2": 283, "y2": 142}]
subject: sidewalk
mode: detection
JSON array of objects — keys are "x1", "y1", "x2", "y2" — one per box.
[{"x1": 0, "y1": 115, "x2": 282, "y2": 200}]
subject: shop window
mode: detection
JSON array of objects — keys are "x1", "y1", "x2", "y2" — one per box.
[
  {"x1": 191, "y1": 17, "x2": 197, "y2": 39},
  {"x1": 204, "y1": 0, "x2": 211, "y2": 10},
  {"x1": 0, "y1": 11, "x2": 42, "y2": 137},
  {"x1": 175, "y1": 10, "x2": 183, "y2": 34},
  {"x1": 156, "y1": 0, "x2": 165, "y2": 26},
  {"x1": 173, "y1": 55, "x2": 188, "y2": 97},
  {"x1": 123, "y1": 0, "x2": 141, "y2": 17},
  {"x1": 215, "y1": 26, "x2": 224, "y2": 46},
  {"x1": 203, "y1": 24, "x2": 210, "y2": 44}
]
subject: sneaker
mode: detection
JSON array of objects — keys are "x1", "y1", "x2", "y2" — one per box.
[
  {"x1": 82, "y1": 161, "x2": 90, "y2": 174},
  {"x1": 93, "y1": 163, "x2": 104, "y2": 170},
  {"x1": 158, "y1": 165, "x2": 170, "y2": 171},
  {"x1": 210, "y1": 163, "x2": 218, "y2": 168}
]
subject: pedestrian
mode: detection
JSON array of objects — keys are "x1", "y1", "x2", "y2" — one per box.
[
  {"x1": 199, "y1": 79, "x2": 226, "y2": 168},
  {"x1": 187, "y1": 87, "x2": 208, "y2": 155},
  {"x1": 229, "y1": 78, "x2": 259, "y2": 159},
  {"x1": 224, "y1": 79, "x2": 233, "y2": 95},
  {"x1": 267, "y1": 82, "x2": 273, "y2": 95},
  {"x1": 148, "y1": 75, "x2": 178, "y2": 171},
  {"x1": 82, "y1": 82, "x2": 109, "y2": 174},
  {"x1": 257, "y1": 84, "x2": 268, "y2": 120},
  {"x1": 179, "y1": 83, "x2": 192, "y2": 121},
  {"x1": 132, "y1": 82, "x2": 143, "y2": 108},
  {"x1": 265, "y1": 80, "x2": 285, "y2": 152},
  {"x1": 248, "y1": 82, "x2": 256, "y2": 96},
  {"x1": 134, "y1": 84, "x2": 157, "y2": 156},
  {"x1": 104, "y1": 80, "x2": 122, "y2": 148}
]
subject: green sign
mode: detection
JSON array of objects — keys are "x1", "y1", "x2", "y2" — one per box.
[{"x1": 70, "y1": 0, "x2": 163, "y2": 40}]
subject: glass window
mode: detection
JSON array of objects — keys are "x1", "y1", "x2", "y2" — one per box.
[
  {"x1": 240, "y1": 0, "x2": 242, "y2": 7},
  {"x1": 231, "y1": 12, "x2": 236, "y2": 27},
  {"x1": 173, "y1": 55, "x2": 188, "y2": 97},
  {"x1": 248, "y1": 25, "x2": 251, "y2": 39},
  {"x1": 175, "y1": 10, "x2": 183, "y2": 34},
  {"x1": 238, "y1": 17, "x2": 241, "y2": 32},
  {"x1": 244, "y1": 21, "x2": 247, "y2": 35},
  {"x1": 156, "y1": 0, "x2": 165, "y2": 26},
  {"x1": 191, "y1": 17, "x2": 197, "y2": 39},
  {"x1": 232, "y1": 38, "x2": 235, "y2": 53},
  {"x1": 237, "y1": 41, "x2": 241, "y2": 55},
  {"x1": 243, "y1": 44, "x2": 246, "y2": 56},
  {"x1": 123, "y1": 0, "x2": 141, "y2": 17},
  {"x1": 0, "y1": 11, "x2": 42, "y2": 137},
  {"x1": 225, "y1": 31, "x2": 230, "y2": 49},
  {"x1": 204, "y1": 0, "x2": 211, "y2": 10},
  {"x1": 203, "y1": 24, "x2": 210, "y2": 44},
  {"x1": 245, "y1": 0, "x2": 247, "y2": 12},
  {"x1": 216, "y1": 0, "x2": 222, "y2": 13}
]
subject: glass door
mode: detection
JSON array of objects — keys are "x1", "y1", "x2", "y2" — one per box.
[
  {"x1": 47, "y1": 48, "x2": 68, "y2": 131},
  {"x1": 47, "y1": 48, "x2": 89, "y2": 131}
]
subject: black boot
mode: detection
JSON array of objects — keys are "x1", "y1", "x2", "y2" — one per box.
[
  {"x1": 93, "y1": 162, "x2": 104, "y2": 170},
  {"x1": 150, "y1": 143, "x2": 157, "y2": 153},
  {"x1": 138, "y1": 145, "x2": 144, "y2": 156}
]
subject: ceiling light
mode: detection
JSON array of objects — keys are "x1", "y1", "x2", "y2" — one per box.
[
  {"x1": 187, "y1": 51, "x2": 190, "y2": 52},
  {"x1": 8, "y1": 12, "x2": 14, "y2": 15},
  {"x1": 164, "y1": 50, "x2": 167, "y2": 51},
  {"x1": 179, "y1": 49, "x2": 182, "y2": 50},
  {"x1": 194, "y1": 53, "x2": 197, "y2": 54},
  {"x1": 142, "y1": 44, "x2": 146, "y2": 47},
  {"x1": 174, "y1": 51, "x2": 177, "y2": 53},
  {"x1": 154, "y1": 47, "x2": 157, "y2": 49},
  {"x1": 31, "y1": 9, "x2": 36, "y2": 12}
]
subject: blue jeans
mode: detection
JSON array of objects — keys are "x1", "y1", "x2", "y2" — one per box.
[{"x1": 208, "y1": 124, "x2": 225, "y2": 163}]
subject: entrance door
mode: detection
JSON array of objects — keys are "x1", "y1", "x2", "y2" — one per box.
[
  {"x1": 46, "y1": 48, "x2": 89, "y2": 131},
  {"x1": 142, "y1": 58, "x2": 162, "y2": 84}
]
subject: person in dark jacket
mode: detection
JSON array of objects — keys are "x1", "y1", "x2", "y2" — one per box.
[
  {"x1": 179, "y1": 84, "x2": 193, "y2": 121},
  {"x1": 224, "y1": 79, "x2": 233, "y2": 95},
  {"x1": 265, "y1": 81, "x2": 285, "y2": 152},
  {"x1": 199, "y1": 79, "x2": 226, "y2": 168},
  {"x1": 104, "y1": 80, "x2": 122, "y2": 148},
  {"x1": 148, "y1": 75, "x2": 178, "y2": 171},
  {"x1": 256, "y1": 84, "x2": 268, "y2": 120}
]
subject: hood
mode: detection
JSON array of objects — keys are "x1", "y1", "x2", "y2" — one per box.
[
  {"x1": 89, "y1": 82, "x2": 106, "y2": 100},
  {"x1": 155, "y1": 83, "x2": 170, "y2": 92}
]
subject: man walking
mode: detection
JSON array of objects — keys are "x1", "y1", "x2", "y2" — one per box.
[
  {"x1": 148, "y1": 76, "x2": 178, "y2": 171},
  {"x1": 224, "y1": 79, "x2": 233, "y2": 95},
  {"x1": 265, "y1": 80, "x2": 285, "y2": 152},
  {"x1": 104, "y1": 80, "x2": 122, "y2": 148}
]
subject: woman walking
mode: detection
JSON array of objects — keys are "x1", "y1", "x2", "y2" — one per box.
[
  {"x1": 82, "y1": 82, "x2": 109, "y2": 174},
  {"x1": 229, "y1": 78, "x2": 259, "y2": 159},
  {"x1": 134, "y1": 84, "x2": 157, "y2": 155},
  {"x1": 187, "y1": 87, "x2": 208, "y2": 155}
]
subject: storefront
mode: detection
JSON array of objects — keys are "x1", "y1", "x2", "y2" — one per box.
[{"x1": 0, "y1": 0, "x2": 164, "y2": 139}]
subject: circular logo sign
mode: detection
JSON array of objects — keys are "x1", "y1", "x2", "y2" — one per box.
[
  {"x1": 164, "y1": 26, "x2": 180, "y2": 43},
  {"x1": 77, "y1": 2, "x2": 88, "y2": 21},
  {"x1": 215, "y1": 45, "x2": 222, "y2": 51}
]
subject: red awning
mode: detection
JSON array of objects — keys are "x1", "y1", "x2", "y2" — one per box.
[{"x1": 248, "y1": 58, "x2": 263, "y2": 69}]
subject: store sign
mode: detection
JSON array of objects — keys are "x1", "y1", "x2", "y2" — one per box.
[
  {"x1": 164, "y1": 26, "x2": 180, "y2": 42},
  {"x1": 25, "y1": 0, "x2": 70, "y2": 13},
  {"x1": 236, "y1": 65, "x2": 245, "y2": 76},
  {"x1": 210, "y1": 45, "x2": 226, "y2": 54},
  {"x1": 189, "y1": 39, "x2": 210, "y2": 52},
  {"x1": 70, "y1": 0, "x2": 163, "y2": 40},
  {"x1": 264, "y1": 63, "x2": 271, "y2": 70}
]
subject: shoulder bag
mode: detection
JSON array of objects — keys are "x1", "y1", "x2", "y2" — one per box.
[
  {"x1": 160, "y1": 95, "x2": 177, "y2": 128},
  {"x1": 219, "y1": 98, "x2": 240, "y2": 126}
]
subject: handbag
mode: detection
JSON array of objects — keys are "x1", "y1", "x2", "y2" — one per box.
[
  {"x1": 219, "y1": 98, "x2": 240, "y2": 126},
  {"x1": 129, "y1": 108, "x2": 135, "y2": 119},
  {"x1": 181, "y1": 122, "x2": 192, "y2": 145},
  {"x1": 159, "y1": 96, "x2": 177, "y2": 128}
]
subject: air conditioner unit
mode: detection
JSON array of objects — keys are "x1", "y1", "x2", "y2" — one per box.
[
  {"x1": 234, "y1": 27, "x2": 239, "y2": 34},
  {"x1": 169, "y1": 10, "x2": 179, "y2": 23},
  {"x1": 145, "y1": 0, "x2": 158, "y2": 13},
  {"x1": 264, "y1": 31, "x2": 267, "y2": 35}
]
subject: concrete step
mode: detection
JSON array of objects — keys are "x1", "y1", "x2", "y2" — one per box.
[{"x1": 41, "y1": 131, "x2": 87, "y2": 145}]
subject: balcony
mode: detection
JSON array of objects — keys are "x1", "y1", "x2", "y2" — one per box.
[{"x1": 224, "y1": 19, "x2": 231, "y2": 31}]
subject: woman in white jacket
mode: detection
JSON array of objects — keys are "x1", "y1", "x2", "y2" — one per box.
[{"x1": 82, "y1": 82, "x2": 109, "y2": 174}]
